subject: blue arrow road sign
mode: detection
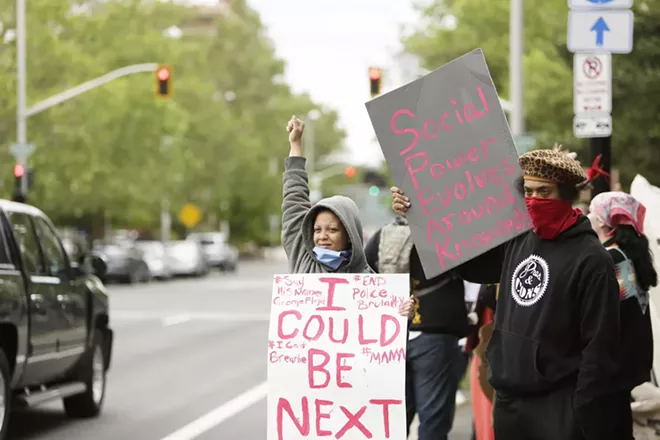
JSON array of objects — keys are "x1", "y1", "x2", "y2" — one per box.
[
  {"x1": 568, "y1": 0, "x2": 633, "y2": 8},
  {"x1": 591, "y1": 17, "x2": 610, "y2": 46},
  {"x1": 567, "y1": 10, "x2": 633, "y2": 53}
]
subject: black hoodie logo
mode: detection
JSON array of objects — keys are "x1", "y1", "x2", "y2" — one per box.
[{"x1": 511, "y1": 254, "x2": 550, "y2": 307}]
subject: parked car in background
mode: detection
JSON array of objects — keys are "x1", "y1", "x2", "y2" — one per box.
[
  {"x1": 0, "y1": 199, "x2": 113, "y2": 437},
  {"x1": 92, "y1": 243, "x2": 151, "y2": 284},
  {"x1": 165, "y1": 240, "x2": 209, "y2": 277},
  {"x1": 134, "y1": 240, "x2": 172, "y2": 281},
  {"x1": 187, "y1": 232, "x2": 238, "y2": 272}
]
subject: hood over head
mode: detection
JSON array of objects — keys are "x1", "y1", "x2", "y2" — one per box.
[
  {"x1": 301, "y1": 195, "x2": 367, "y2": 272},
  {"x1": 556, "y1": 215, "x2": 597, "y2": 240}
]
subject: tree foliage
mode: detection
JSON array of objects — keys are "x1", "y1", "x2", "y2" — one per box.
[
  {"x1": 0, "y1": 0, "x2": 346, "y2": 244},
  {"x1": 404, "y1": 0, "x2": 660, "y2": 187}
]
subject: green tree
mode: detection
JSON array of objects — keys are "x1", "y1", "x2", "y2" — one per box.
[{"x1": 0, "y1": 0, "x2": 347, "y2": 244}]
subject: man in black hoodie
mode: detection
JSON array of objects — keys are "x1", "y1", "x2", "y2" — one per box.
[
  {"x1": 391, "y1": 147, "x2": 623, "y2": 440},
  {"x1": 365, "y1": 217, "x2": 468, "y2": 440}
]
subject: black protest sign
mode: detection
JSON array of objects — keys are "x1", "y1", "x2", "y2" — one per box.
[{"x1": 365, "y1": 49, "x2": 532, "y2": 279}]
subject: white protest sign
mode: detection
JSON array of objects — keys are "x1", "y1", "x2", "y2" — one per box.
[{"x1": 267, "y1": 273, "x2": 409, "y2": 440}]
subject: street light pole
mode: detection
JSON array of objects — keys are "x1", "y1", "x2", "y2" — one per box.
[
  {"x1": 16, "y1": 0, "x2": 27, "y2": 194},
  {"x1": 305, "y1": 110, "x2": 321, "y2": 201},
  {"x1": 509, "y1": 0, "x2": 524, "y2": 137}
]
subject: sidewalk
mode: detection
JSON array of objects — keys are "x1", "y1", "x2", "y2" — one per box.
[{"x1": 409, "y1": 391, "x2": 472, "y2": 440}]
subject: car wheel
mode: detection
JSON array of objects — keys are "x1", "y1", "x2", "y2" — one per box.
[
  {"x1": 0, "y1": 349, "x2": 12, "y2": 439},
  {"x1": 141, "y1": 265, "x2": 151, "y2": 283},
  {"x1": 64, "y1": 332, "x2": 106, "y2": 418}
]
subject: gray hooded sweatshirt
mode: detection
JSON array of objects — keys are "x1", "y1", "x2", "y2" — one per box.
[{"x1": 281, "y1": 156, "x2": 372, "y2": 274}]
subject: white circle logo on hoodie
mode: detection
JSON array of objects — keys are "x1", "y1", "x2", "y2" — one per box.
[{"x1": 511, "y1": 254, "x2": 550, "y2": 307}]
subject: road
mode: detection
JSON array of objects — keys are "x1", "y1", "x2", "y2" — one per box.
[{"x1": 7, "y1": 259, "x2": 473, "y2": 440}]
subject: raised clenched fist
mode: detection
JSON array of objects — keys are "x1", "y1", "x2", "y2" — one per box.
[{"x1": 287, "y1": 115, "x2": 305, "y2": 145}]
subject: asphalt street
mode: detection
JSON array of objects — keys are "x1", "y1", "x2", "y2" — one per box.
[{"x1": 7, "y1": 258, "x2": 473, "y2": 440}]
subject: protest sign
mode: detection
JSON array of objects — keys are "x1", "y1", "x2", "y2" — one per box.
[
  {"x1": 267, "y1": 273, "x2": 409, "y2": 440},
  {"x1": 365, "y1": 48, "x2": 531, "y2": 279}
]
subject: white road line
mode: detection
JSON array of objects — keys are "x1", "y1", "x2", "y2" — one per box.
[
  {"x1": 160, "y1": 381, "x2": 267, "y2": 440},
  {"x1": 162, "y1": 314, "x2": 192, "y2": 326},
  {"x1": 112, "y1": 311, "x2": 270, "y2": 322}
]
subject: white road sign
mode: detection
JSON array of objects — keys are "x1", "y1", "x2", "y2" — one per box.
[
  {"x1": 9, "y1": 143, "x2": 35, "y2": 160},
  {"x1": 567, "y1": 10, "x2": 634, "y2": 53},
  {"x1": 574, "y1": 53, "x2": 611, "y2": 114},
  {"x1": 569, "y1": 0, "x2": 633, "y2": 9},
  {"x1": 574, "y1": 114, "x2": 613, "y2": 138}
]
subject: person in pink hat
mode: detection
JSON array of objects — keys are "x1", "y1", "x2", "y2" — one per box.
[{"x1": 588, "y1": 191, "x2": 658, "y2": 440}]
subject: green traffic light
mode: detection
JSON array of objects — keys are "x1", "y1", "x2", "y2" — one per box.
[{"x1": 369, "y1": 186, "x2": 380, "y2": 197}]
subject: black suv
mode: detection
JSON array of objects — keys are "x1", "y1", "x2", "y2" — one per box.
[{"x1": 0, "y1": 200, "x2": 113, "y2": 438}]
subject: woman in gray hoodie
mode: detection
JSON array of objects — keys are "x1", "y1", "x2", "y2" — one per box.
[
  {"x1": 282, "y1": 116, "x2": 413, "y2": 318},
  {"x1": 281, "y1": 115, "x2": 374, "y2": 274}
]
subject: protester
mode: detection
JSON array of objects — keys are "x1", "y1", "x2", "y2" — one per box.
[
  {"x1": 390, "y1": 146, "x2": 623, "y2": 440},
  {"x1": 588, "y1": 191, "x2": 657, "y2": 439},
  {"x1": 364, "y1": 215, "x2": 468, "y2": 440},
  {"x1": 282, "y1": 115, "x2": 414, "y2": 323},
  {"x1": 465, "y1": 283, "x2": 498, "y2": 440}
]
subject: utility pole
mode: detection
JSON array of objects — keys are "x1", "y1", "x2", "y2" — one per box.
[
  {"x1": 16, "y1": 0, "x2": 28, "y2": 196},
  {"x1": 305, "y1": 110, "x2": 321, "y2": 201},
  {"x1": 509, "y1": 0, "x2": 524, "y2": 136}
]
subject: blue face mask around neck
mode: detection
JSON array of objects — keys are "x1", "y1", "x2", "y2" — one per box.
[{"x1": 313, "y1": 247, "x2": 352, "y2": 270}]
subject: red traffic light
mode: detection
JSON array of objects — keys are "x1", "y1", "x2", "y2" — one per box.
[
  {"x1": 369, "y1": 67, "x2": 382, "y2": 81},
  {"x1": 157, "y1": 67, "x2": 171, "y2": 81},
  {"x1": 344, "y1": 167, "x2": 356, "y2": 178},
  {"x1": 14, "y1": 164, "x2": 24, "y2": 178}
]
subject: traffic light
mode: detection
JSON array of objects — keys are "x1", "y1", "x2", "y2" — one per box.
[
  {"x1": 344, "y1": 167, "x2": 356, "y2": 178},
  {"x1": 12, "y1": 164, "x2": 26, "y2": 203},
  {"x1": 369, "y1": 67, "x2": 382, "y2": 97},
  {"x1": 155, "y1": 65, "x2": 172, "y2": 99},
  {"x1": 363, "y1": 170, "x2": 388, "y2": 197},
  {"x1": 363, "y1": 170, "x2": 388, "y2": 188},
  {"x1": 14, "y1": 164, "x2": 24, "y2": 180}
]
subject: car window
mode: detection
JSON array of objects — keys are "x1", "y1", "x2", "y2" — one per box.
[
  {"x1": 33, "y1": 217, "x2": 70, "y2": 279},
  {"x1": 7, "y1": 212, "x2": 45, "y2": 275},
  {"x1": 0, "y1": 215, "x2": 16, "y2": 268}
]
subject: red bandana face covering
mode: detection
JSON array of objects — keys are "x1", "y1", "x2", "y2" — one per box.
[{"x1": 525, "y1": 197, "x2": 582, "y2": 240}]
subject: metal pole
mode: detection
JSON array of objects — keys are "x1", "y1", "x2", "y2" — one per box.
[
  {"x1": 25, "y1": 63, "x2": 159, "y2": 117},
  {"x1": 509, "y1": 0, "x2": 524, "y2": 136},
  {"x1": 16, "y1": 0, "x2": 28, "y2": 194},
  {"x1": 306, "y1": 119, "x2": 315, "y2": 175}
]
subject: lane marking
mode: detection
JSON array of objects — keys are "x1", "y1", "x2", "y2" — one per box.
[
  {"x1": 162, "y1": 314, "x2": 192, "y2": 326},
  {"x1": 113, "y1": 311, "x2": 270, "y2": 322},
  {"x1": 160, "y1": 381, "x2": 267, "y2": 440}
]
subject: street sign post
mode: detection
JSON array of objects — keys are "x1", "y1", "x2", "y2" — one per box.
[
  {"x1": 567, "y1": 0, "x2": 633, "y2": 199},
  {"x1": 568, "y1": 10, "x2": 634, "y2": 53},
  {"x1": 574, "y1": 114, "x2": 613, "y2": 138},
  {"x1": 573, "y1": 53, "x2": 612, "y2": 113},
  {"x1": 9, "y1": 143, "x2": 35, "y2": 161}
]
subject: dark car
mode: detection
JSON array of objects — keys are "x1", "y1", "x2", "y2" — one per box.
[{"x1": 0, "y1": 199, "x2": 113, "y2": 438}]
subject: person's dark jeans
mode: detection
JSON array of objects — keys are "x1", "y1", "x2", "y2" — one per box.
[{"x1": 406, "y1": 333, "x2": 462, "y2": 440}]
